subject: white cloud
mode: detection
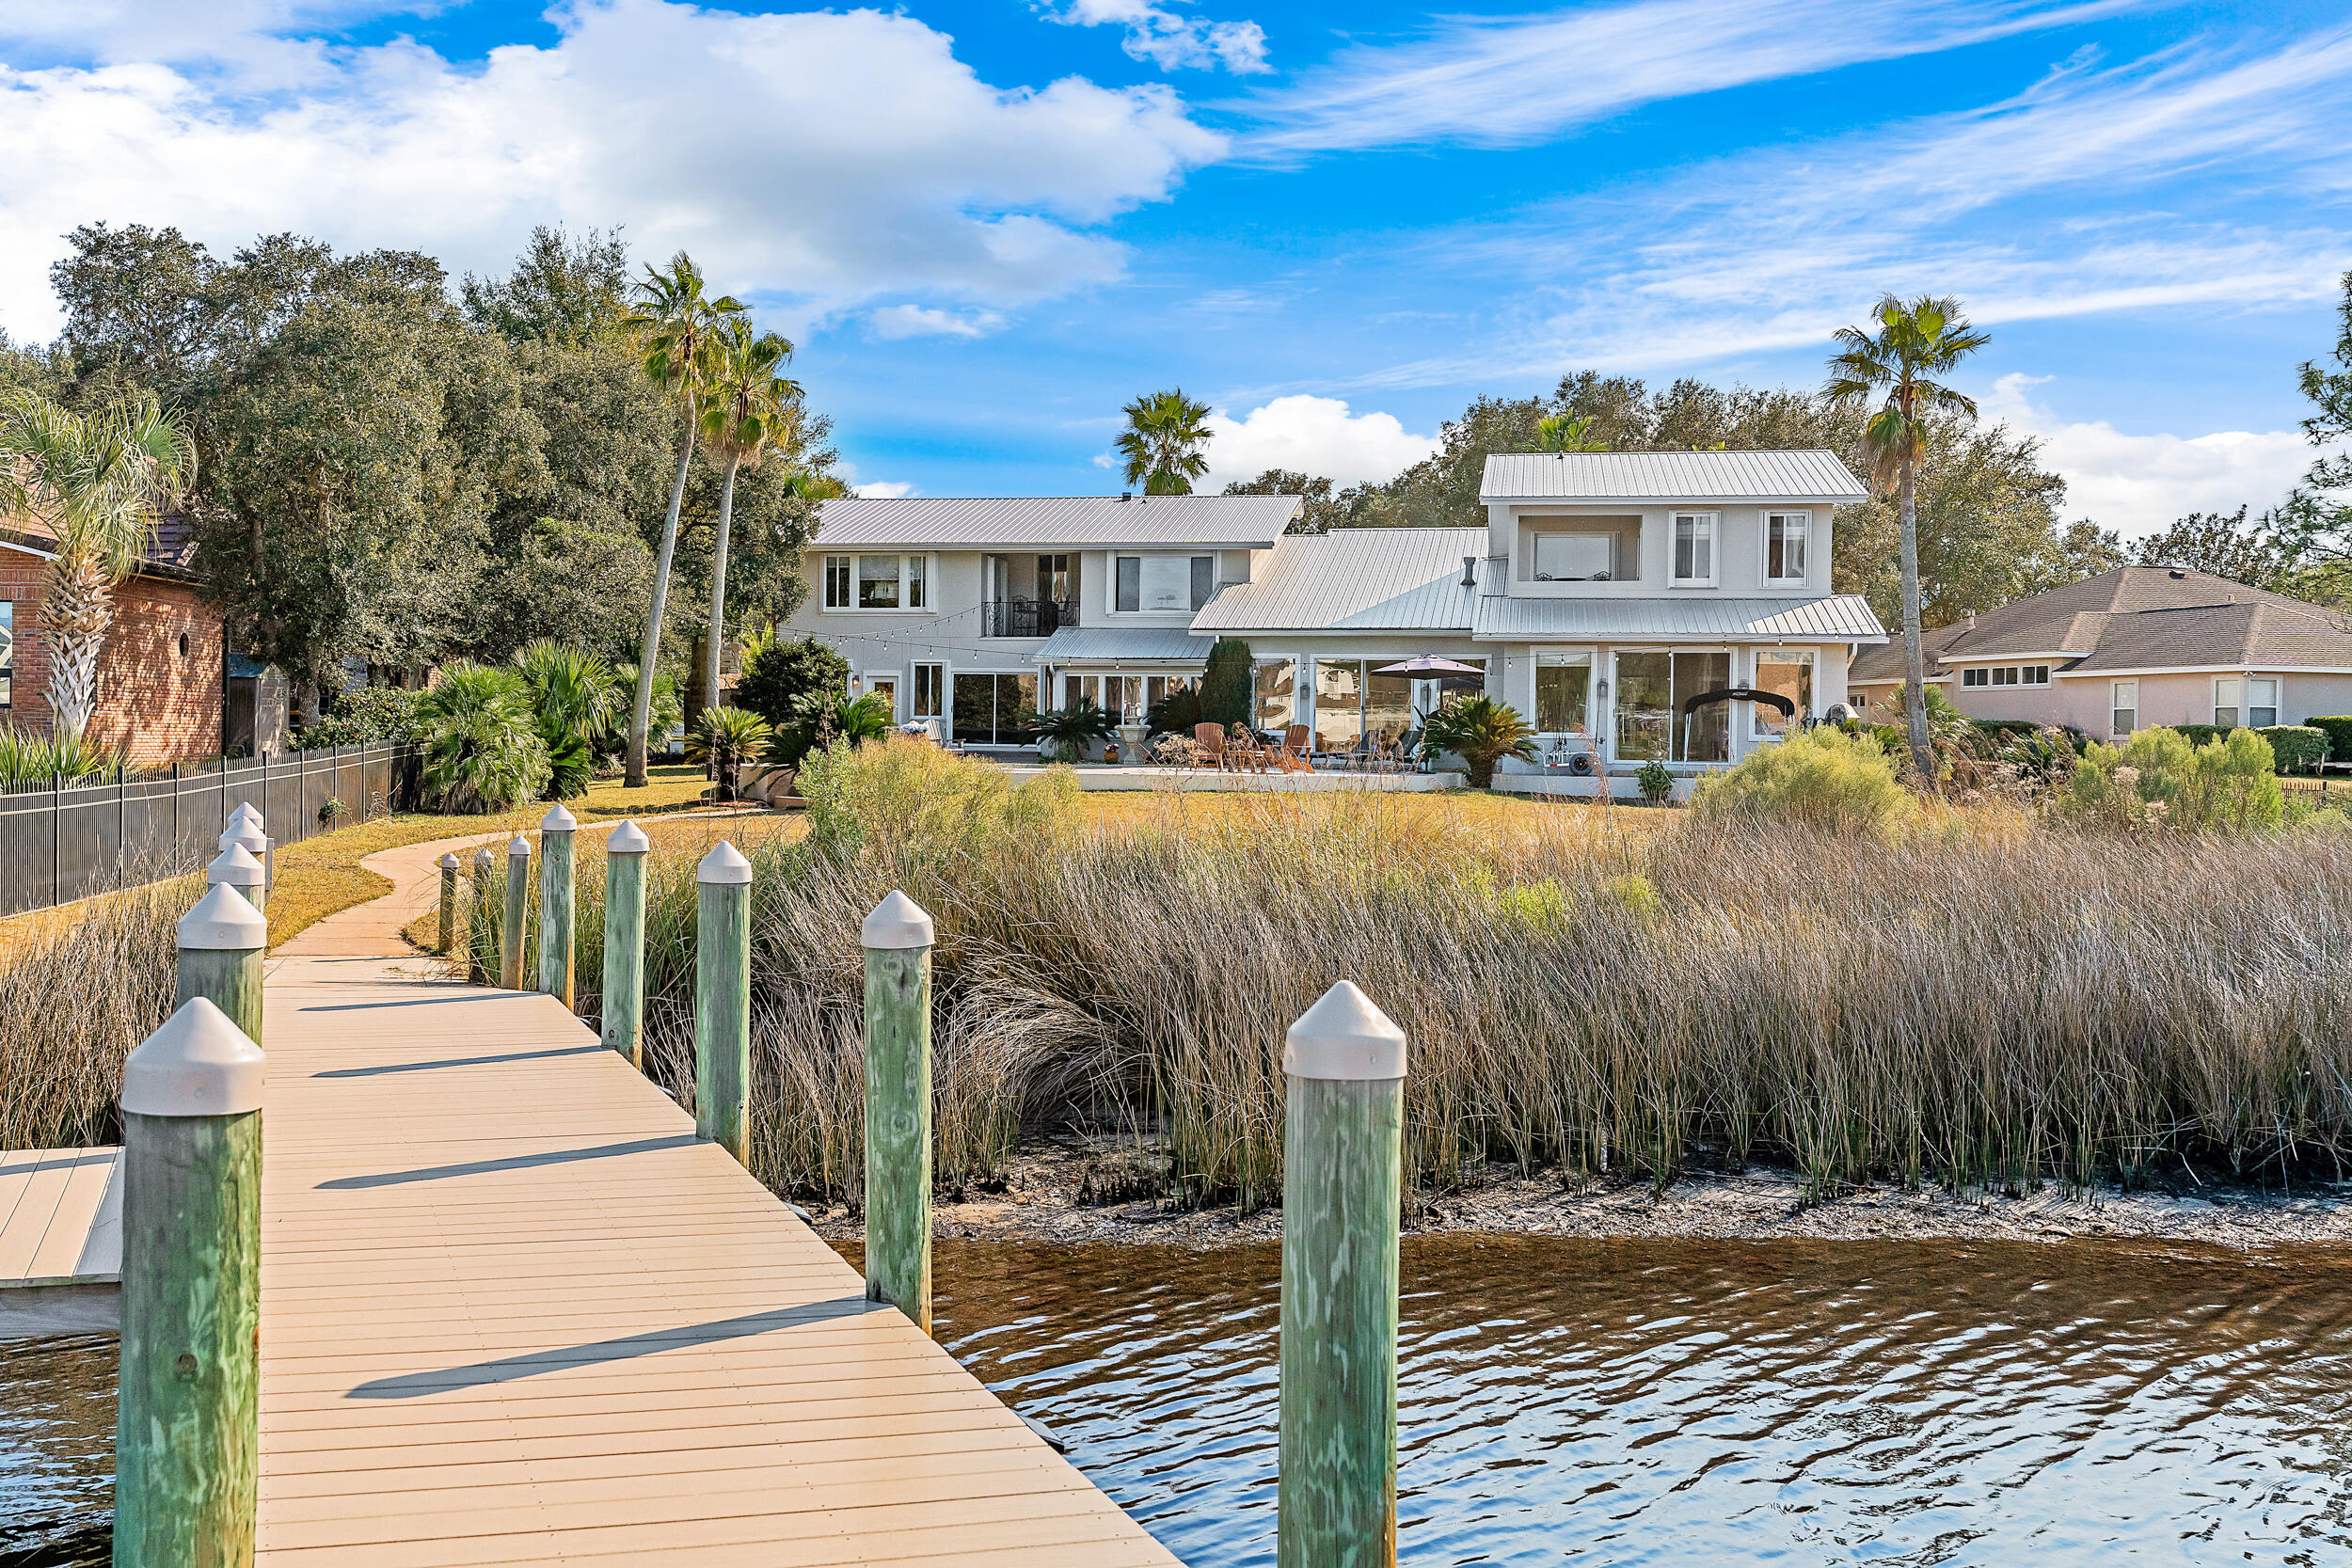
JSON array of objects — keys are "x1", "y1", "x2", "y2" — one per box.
[
  {"x1": 1202, "y1": 394, "x2": 1438, "y2": 488},
  {"x1": 1041, "y1": 0, "x2": 1269, "y2": 75},
  {"x1": 866, "y1": 304, "x2": 1006, "y2": 341},
  {"x1": 855, "y1": 481, "x2": 916, "y2": 499},
  {"x1": 0, "y1": 0, "x2": 1225, "y2": 339},
  {"x1": 1243, "y1": 0, "x2": 2131, "y2": 153},
  {"x1": 1986, "y1": 373, "x2": 2328, "y2": 537}
]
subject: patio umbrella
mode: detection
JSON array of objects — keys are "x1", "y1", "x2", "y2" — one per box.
[{"x1": 1375, "y1": 656, "x2": 1485, "y2": 689}]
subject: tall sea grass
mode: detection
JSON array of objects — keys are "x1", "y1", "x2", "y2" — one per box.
[{"x1": 567, "y1": 740, "x2": 2352, "y2": 1211}]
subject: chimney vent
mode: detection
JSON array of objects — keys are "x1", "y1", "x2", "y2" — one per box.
[{"x1": 1461, "y1": 555, "x2": 1477, "y2": 589}]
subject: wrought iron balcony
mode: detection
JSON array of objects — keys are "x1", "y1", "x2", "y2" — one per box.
[{"x1": 980, "y1": 597, "x2": 1077, "y2": 638}]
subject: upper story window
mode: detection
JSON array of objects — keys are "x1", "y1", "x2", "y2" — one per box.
[
  {"x1": 1961, "y1": 664, "x2": 2049, "y2": 689},
  {"x1": 1671, "y1": 513, "x2": 1717, "y2": 587},
  {"x1": 1532, "y1": 532, "x2": 1616, "y2": 581},
  {"x1": 1763, "y1": 511, "x2": 1809, "y2": 585},
  {"x1": 823, "y1": 553, "x2": 930, "y2": 611},
  {"x1": 1115, "y1": 554, "x2": 1215, "y2": 612}
]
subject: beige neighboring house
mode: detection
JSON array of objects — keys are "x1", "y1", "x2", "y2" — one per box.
[{"x1": 1849, "y1": 566, "x2": 2352, "y2": 740}]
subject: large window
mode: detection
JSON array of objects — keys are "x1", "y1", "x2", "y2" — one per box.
[
  {"x1": 1962, "y1": 664, "x2": 2049, "y2": 689},
  {"x1": 952, "y1": 672, "x2": 1037, "y2": 745},
  {"x1": 1751, "y1": 650, "x2": 1813, "y2": 738},
  {"x1": 1532, "y1": 532, "x2": 1616, "y2": 582},
  {"x1": 1255, "y1": 660, "x2": 1295, "y2": 730},
  {"x1": 1534, "y1": 651, "x2": 1593, "y2": 734},
  {"x1": 0, "y1": 599, "x2": 11, "y2": 706},
  {"x1": 912, "y1": 663, "x2": 944, "y2": 720},
  {"x1": 1613, "y1": 649, "x2": 1731, "y2": 762},
  {"x1": 1763, "y1": 512, "x2": 1808, "y2": 585},
  {"x1": 2216, "y1": 676, "x2": 2278, "y2": 728},
  {"x1": 1671, "y1": 514, "x2": 1717, "y2": 586},
  {"x1": 1114, "y1": 555, "x2": 1216, "y2": 612},
  {"x1": 1314, "y1": 657, "x2": 1484, "y2": 752},
  {"x1": 825, "y1": 553, "x2": 929, "y2": 610},
  {"x1": 1313, "y1": 658, "x2": 1362, "y2": 751},
  {"x1": 2111, "y1": 680, "x2": 2137, "y2": 736}
]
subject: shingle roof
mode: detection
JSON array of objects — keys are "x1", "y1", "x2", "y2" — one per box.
[
  {"x1": 812, "y1": 494, "x2": 1298, "y2": 550},
  {"x1": 1847, "y1": 567, "x2": 2352, "y2": 684},
  {"x1": 1481, "y1": 450, "x2": 1866, "y2": 503},
  {"x1": 1190, "y1": 529, "x2": 1484, "y2": 632},
  {"x1": 1033, "y1": 626, "x2": 1215, "y2": 664},
  {"x1": 1473, "y1": 594, "x2": 1884, "y2": 643},
  {"x1": 1, "y1": 508, "x2": 202, "y2": 578}
]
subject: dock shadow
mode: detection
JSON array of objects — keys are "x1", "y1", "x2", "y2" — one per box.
[
  {"x1": 313, "y1": 1045, "x2": 605, "y2": 1078},
  {"x1": 346, "y1": 1297, "x2": 886, "y2": 1399},
  {"x1": 314, "y1": 1133, "x2": 700, "y2": 1190}
]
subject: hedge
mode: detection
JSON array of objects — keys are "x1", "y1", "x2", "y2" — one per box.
[
  {"x1": 2167, "y1": 722, "x2": 2233, "y2": 749},
  {"x1": 2257, "y1": 725, "x2": 2328, "y2": 773},
  {"x1": 2309, "y1": 716, "x2": 2352, "y2": 763}
]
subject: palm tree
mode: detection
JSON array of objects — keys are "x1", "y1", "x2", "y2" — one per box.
[
  {"x1": 0, "y1": 391, "x2": 196, "y2": 740},
  {"x1": 1116, "y1": 389, "x2": 1214, "y2": 496},
  {"x1": 1534, "y1": 414, "x2": 1604, "y2": 451},
  {"x1": 621, "y1": 252, "x2": 742, "y2": 787},
  {"x1": 511, "y1": 639, "x2": 622, "y2": 799},
  {"x1": 695, "y1": 317, "x2": 804, "y2": 721},
  {"x1": 1825, "y1": 294, "x2": 1989, "y2": 783}
]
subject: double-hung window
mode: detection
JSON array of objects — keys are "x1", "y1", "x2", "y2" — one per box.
[
  {"x1": 1763, "y1": 512, "x2": 1808, "y2": 586},
  {"x1": 823, "y1": 554, "x2": 930, "y2": 610},
  {"x1": 2217, "y1": 676, "x2": 2278, "y2": 728},
  {"x1": 1114, "y1": 554, "x2": 1216, "y2": 612},
  {"x1": 1670, "y1": 513, "x2": 1716, "y2": 586},
  {"x1": 2111, "y1": 681, "x2": 2137, "y2": 736}
]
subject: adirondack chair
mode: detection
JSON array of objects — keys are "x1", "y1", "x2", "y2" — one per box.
[{"x1": 1193, "y1": 722, "x2": 1229, "y2": 770}]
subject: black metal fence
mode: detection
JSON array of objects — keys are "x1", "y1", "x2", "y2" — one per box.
[{"x1": 0, "y1": 741, "x2": 421, "y2": 919}]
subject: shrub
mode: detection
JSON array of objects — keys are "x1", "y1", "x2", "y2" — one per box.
[
  {"x1": 2307, "y1": 716, "x2": 2352, "y2": 764},
  {"x1": 733, "y1": 638, "x2": 850, "y2": 733},
  {"x1": 513, "y1": 640, "x2": 622, "y2": 799},
  {"x1": 1635, "y1": 759, "x2": 1675, "y2": 803},
  {"x1": 609, "y1": 661, "x2": 682, "y2": 761},
  {"x1": 2167, "y1": 722, "x2": 2234, "y2": 750},
  {"x1": 1144, "y1": 685, "x2": 1204, "y2": 736},
  {"x1": 2061, "y1": 725, "x2": 2282, "y2": 833},
  {"x1": 1200, "y1": 638, "x2": 1254, "y2": 727},
  {"x1": 415, "y1": 662, "x2": 551, "y2": 813},
  {"x1": 687, "y1": 705, "x2": 775, "y2": 800},
  {"x1": 1025, "y1": 697, "x2": 1115, "y2": 762},
  {"x1": 2257, "y1": 724, "x2": 2327, "y2": 773},
  {"x1": 1419, "y1": 694, "x2": 1536, "y2": 787},
  {"x1": 296, "y1": 684, "x2": 421, "y2": 747},
  {"x1": 771, "y1": 690, "x2": 891, "y2": 768},
  {"x1": 0, "y1": 725, "x2": 122, "y2": 785},
  {"x1": 1689, "y1": 726, "x2": 1914, "y2": 832}
]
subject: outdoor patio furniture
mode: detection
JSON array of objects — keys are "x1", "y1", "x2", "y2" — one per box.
[
  {"x1": 1277, "y1": 724, "x2": 1313, "y2": 772},
  {"x1": 1193, "y1": 722, "x2": 1229, "y2": 769}
]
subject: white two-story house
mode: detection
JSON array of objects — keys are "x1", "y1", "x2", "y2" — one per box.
[
  {"x1": 779, "y1": 494, "x2": 1300, "y2": 747},
  {"x1": 789, "y1": 452, "x2": 1885, "y2": 788}
]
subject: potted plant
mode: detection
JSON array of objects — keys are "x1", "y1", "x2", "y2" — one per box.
[
  {"x1": 1636, "y1": 759, "x2": 1675, "y2": 804},
  {"x1": 1025, "y1": 698, "x2": 1116, "y2": 764},
  {"x1": 1417, "y1": 695, "x2": 1537, "y2": 788}
]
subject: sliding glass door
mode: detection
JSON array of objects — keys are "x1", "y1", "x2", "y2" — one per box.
[
  {"x1": 952, "y1": 673, "x2": 1038, "y2": 745},
  {"x1": 1612, "y1": 649, "x2": 1731, "y2": 763}
]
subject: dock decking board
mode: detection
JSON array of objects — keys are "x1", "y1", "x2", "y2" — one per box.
[{"x1": 258, "y1": 951, "x2": 1180, "y2": 1565}]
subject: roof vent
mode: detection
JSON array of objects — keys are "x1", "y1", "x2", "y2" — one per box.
[
  {"x1": 2169, "y1": 569, "x2": 2185, "y2": 578},
  {"x1": 1461, "y1": 555, "x2": 1477, "y2": 589},
  {"x1": 1120, "y1": 491, "x2": 1133, "y2": 502}
]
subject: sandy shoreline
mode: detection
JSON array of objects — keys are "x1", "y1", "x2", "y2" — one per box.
[{"x1": 803, "y1": 1134, "x2": 2352, "y2": 1251}]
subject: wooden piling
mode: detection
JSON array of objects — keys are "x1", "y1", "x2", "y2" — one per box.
[
  {"x1": 501, "y1": 836, "x2": 531, "y2": 991},
  {"x1": 113, "y1": 996, "x2": 265, "y2": 1568},
  {"x1": 1277, "y1": 980, "x2": 1406, "y2": 1568},
  {"x1": 536, "y1": 804, "x2": 578, "y2": 1007},
  {"x1": 468, "y1": 846, "x2": 496, "y2": 986},
  {"x1": 437, "y1": 853, "x2": 459, "y2": 956},
  {"x1": 601, "y1": 820, "x2": 650, "y2": 1069},
  {"x1": 862, "y1": 890, "x2": 935, "y2": 1334},
  {"x1": 206, "y1": 844, "x2": 266, "y2": 913},
  {"x1": 177, "y1": 882, "x2": 267, "y2": 1046},
  {"x1": 694, "y1": 841, "x2": 753, "y2": 1163}
]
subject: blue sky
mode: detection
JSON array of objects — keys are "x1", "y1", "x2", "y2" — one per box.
[{"x1": 0, "y1": 0, "x2": 2345, "y2": 533}]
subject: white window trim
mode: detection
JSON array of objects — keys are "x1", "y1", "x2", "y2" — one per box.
[
  {"x1": 1960, "y1": 663, "x2": 2049, "y2": 689},
  {"x1": 1760, "y1": 510, "x2": 1810, "y2": 588},
  {"x1": 1107, "y1": 552, "x2": 1217, "y2": 616},
  {"x1": 1749, "y1": 648, "x2": 1816, "y2": 740},
  {"x1": 1669, "y1": 512, "x2": 1719, "y2": 588},
  {"x1": 1532, "y1": 648, "x2": 1598, "y2": 736},
  {"x1": 909, "y1": 660, "x2": 947, "y2": 721},
  {"x1": 2213, "y1": 674, "x2": 2239, "y2": 726},
  {"x1": 2110, "y1": 680, "x2": 2137, "y2": 736},
  {"x1": 818, "y1": 552, "x2": 935, "y2": 613}
]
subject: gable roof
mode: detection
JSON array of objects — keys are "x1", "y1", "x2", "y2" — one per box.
[
  {"x1": 811, "y1": 494, "x2": 1298, "y2": 551},
  {"x1": 1481, "y1": 450, "x2": 1866, "y2": 504},
  {"x1": 1848, "y1": 567, "x2": 2352, "y2": 683},
  {"x1": 1192, "y1": 529, "x2": 1484, "y2": 633}
]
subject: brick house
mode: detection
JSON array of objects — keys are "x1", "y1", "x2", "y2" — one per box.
[{"x1": 0, "y1": 513, "x2": 227, "y2": 764}]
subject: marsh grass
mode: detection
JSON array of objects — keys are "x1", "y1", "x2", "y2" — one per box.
[{"x1": 554, "y1": 741, "x2": 2352, "y2": 1212}]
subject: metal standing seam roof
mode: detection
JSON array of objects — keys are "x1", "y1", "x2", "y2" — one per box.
[
  {"x1": 1472, "y1": 594, "x2": 1887, "y2": 643},
  {"x1": 811, "y1": 494, "x2": 1300, "y2": 550},
  {"x1": 1480, "y1": 450, "x2": 1867, "y2": 502},
  {"x1": 1032, "y1": 626, "x2": 1216, "y2": 664},
  {"x1": 1190, "y1": 529, "x2": 1486, "y2": 632}
]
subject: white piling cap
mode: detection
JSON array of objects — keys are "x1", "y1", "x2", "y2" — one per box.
[
  {"x1": 698, "y1": 840, "x2": 754, "y2": 884},
  {"x1": 178, "y1": 880, "x2": 268, "y2": 950},
  {"x1": 507, "y1": 834, "x2": 532, "y2": 859},
  {"x1": 473, "y1": 844, "x2": 496, "y2": 866},
  {"x1": 606, "y1": 819, "x2": 651, "y2": 855},
  {"x1": 1284, "y1": 981, "x2": 1407, "y2": 1082},
  {"x1": 541, "y1": 802, "x2": 578, "y2": 832},
  {"x1": 121, "y1": 996, "x2": 265, "y2": 1117},
  {"x1": 437, "y1": 852, "x2": 460, "y2": 869},
  {"x1": 219, "y1": 822, "x2": 267, "y2": 855},
  {"x1": 206, "y1": 843, "x2": 265, "y2": 887},
  {"x1": 862, "y1": 890, "x2": 935, "y2": 949},
  {"x1": 228, "y1": 801, "x2": 264, "y2": 831}
]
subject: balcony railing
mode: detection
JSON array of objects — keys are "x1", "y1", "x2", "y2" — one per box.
[{"x1": 981, "y1": 597, "x2": 1077, "y2": 638}]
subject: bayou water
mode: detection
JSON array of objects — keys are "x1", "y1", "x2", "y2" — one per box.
[{"x1": 8, "y1": 1237, "x2": 2351, "y2": 1564}]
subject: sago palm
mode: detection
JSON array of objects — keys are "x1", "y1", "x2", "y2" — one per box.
[
  {"x1": 695, "y1": 317, "x2": 807, "y2": 718},
  {"x1": 1116, "y1": 389, "x2": 1214, "y2": 496},
  {"x1": 0, "y1": 390, "x2": 196, "y2": 739},
  {"x1": 1825, "y1": 293, "x2": 1989, "y2": 784},
  {"x1": 622, "y1": 252, "x2": 742, "y2": 787},
  {"x1": 1419, "y1": 694, "x2": 1536, "y2": 788},
  {"x1": 686, "y1": 705, "x2": 775, "y2": 800}
]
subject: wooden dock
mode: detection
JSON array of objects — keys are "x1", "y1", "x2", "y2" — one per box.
[
  {"x1": 244, "y1": 831, "x2": 1181, "y2": 1565},
  {"x1": 0, "y1": 1144, "x2": 122, "y2": 1334}
]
